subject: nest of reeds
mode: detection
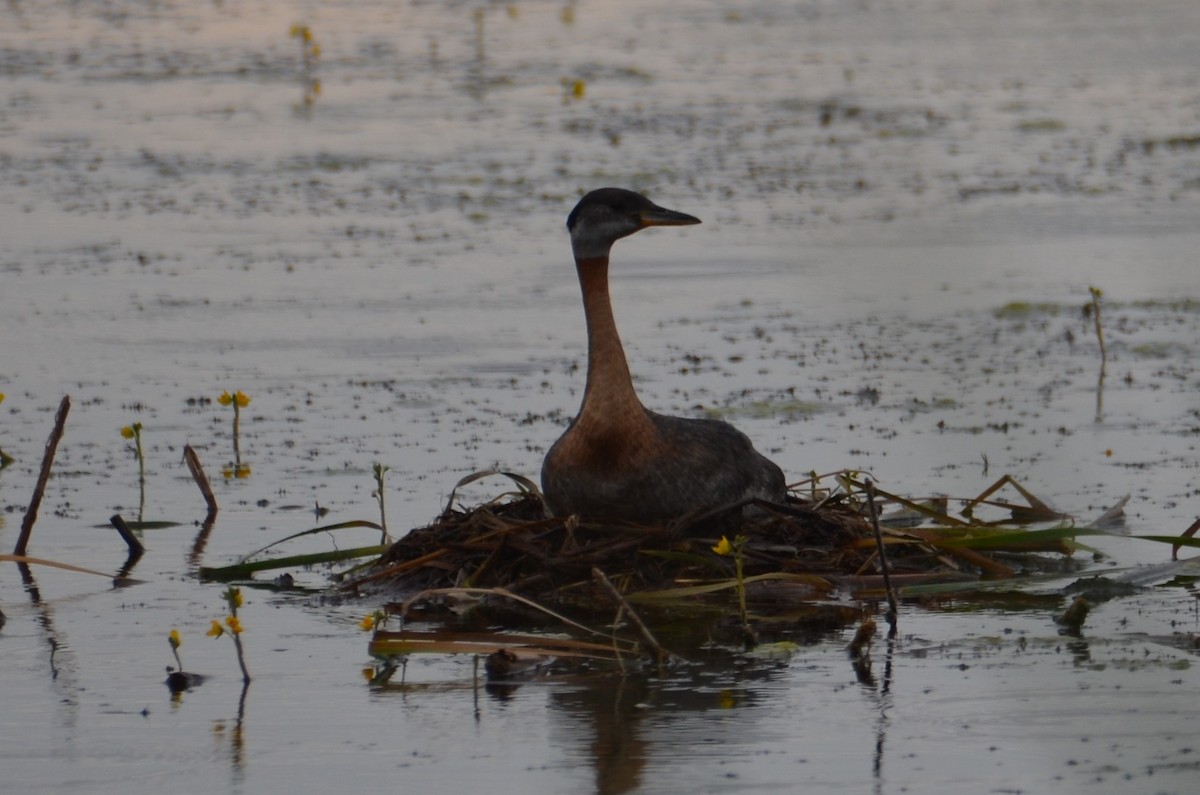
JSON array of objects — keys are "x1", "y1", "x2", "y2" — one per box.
[{"x1": 347, "y1": 471, "x2": 1082, "y2": 604}]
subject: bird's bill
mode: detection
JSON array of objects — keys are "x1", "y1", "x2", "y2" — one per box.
[{"x1": 638, "y1": 206, "x2": 701, "y2": 228}]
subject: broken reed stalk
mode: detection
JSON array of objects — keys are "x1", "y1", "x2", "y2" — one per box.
[
  {"x1": 1089, "y1": 286, "x2": 1107, "y2": 375},
  {"x1": 109, "y1": 514, "x2": 146, "y2": 556},
  {"x1": 183, "y1": 445, "x2": 219, "y2": 519},
  {"x1": 14, "y1": 396, "x2": 70, "y2": 557},
  {"x1": 591, "y1": 567, "x2": 676, "y2": 665},
  {"x1": 865, "y1": 479, "x2": 898, "y2": 629}
]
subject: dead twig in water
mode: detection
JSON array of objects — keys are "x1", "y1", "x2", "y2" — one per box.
[
  {"x1": 183, "y1": 445, "x2": 218, "y2": 520},
  {"x1": 14, "y1": 396, "x2": 70, "y2": 557},
  {"x1": 865, "y1": 479, "x2": 898, "y2": 630},
  {"x1": 1089, "y1": 286, "x2": 1107, "y2": 421},
  {"x1": 1089, "y1": 286, "x2": 1107, "y2": 375},
  {"x1": 110, "y1": 514, "x2": 147, "y2": 557},
  {"x1": 592, "y1": 567, "x2": 679, "y2": 666}
]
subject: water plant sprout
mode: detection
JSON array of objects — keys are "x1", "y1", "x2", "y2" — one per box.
[
  {"x1": 289, "y1": 24, "x2": 321, "y2": 109},
  {"x1": 208, "y1": 585, "x2": 251, "y2": 684},
  {"x1": 218, "y1": 390, "x2": 250, "y2": 478},
  {"x1": 712, "y1": 533, "x2": 751, "y2": 639},
  {"x1": 168, "y1": 627, "x2": 184, "y2": 671},
  {"x1": 120, "y1": 422, "x2": 145, "y2": 521},
  {"x1": 372, "y1": 463, "x2": 391, "y2": 544}
]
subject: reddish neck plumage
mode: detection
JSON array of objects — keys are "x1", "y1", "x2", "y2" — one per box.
[{"x1": 574, "y1": 255, "x2": 647, "y2": 426}]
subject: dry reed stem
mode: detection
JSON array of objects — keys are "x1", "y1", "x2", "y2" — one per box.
[
  {"x1": 591, "y1": 567, "x2": 678, "y2": 665},
  {"x1": 14, "y1": 395, "x2": 70, "y2": 556},
  {"x1": 109, "y1": 514, "x2": 146, "y2": 556},
  {"x1": 183, "y1": 445, "x2": 218, "y2": 519}
]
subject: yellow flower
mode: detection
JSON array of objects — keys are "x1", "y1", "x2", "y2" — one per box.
[
  {"x1": 207, "y1": 619, "x2": 225, "y2": 638},
  {"x1": 234, "y1": 390, "x2": 250, "y2": 408},
  {"x1": 169, "y1": 628, "x2": 182, "y2": 649},
  {"x1": 225, "y1": 586, "x2": 243, "y2": 609},
  {"x1": 225, "y1": 615, "x2": 243, "y2": 635},
  {"x1": 358, "y1": 615, "x2": 375, "y2": 631},
  {"x1": 0, "y1": 393, "x2": 6, "y2": 404},
  {"x1": 218, "y1": 390, "x2": 233, "y2": 406},
  {"x1": 571, "y1": 79, "x2": 585, "y2": 98},
  {"x1": 712, "y1": 535, "x2": 733, "y2": 556},
  {"x1": 121, "y1": 425, "x2": 136, "y2": 439},
  {"x1": 221, "y1": 464, "x2": 252, "y2": 479}
]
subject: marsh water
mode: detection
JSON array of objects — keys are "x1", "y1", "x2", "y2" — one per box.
[{"x1": 3, "y1": 0, "x2": 1200, "y2": 792}]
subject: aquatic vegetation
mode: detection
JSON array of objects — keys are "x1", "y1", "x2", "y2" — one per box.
[
  {"x1": 164, "y1": 627, "x2": 203, "y2": 694},
  {"x1": 208, "y1": 586, "x2": 251, "y2": 684},
  {"x1": 372, "y1": 463, "x2": 391, "y2": 544},
  {"x1": 358, "y1": 612, "x2": 381, "y2": 632},
  {"x1": 217, "y1": 390, "x2": 251, "y2": 478},
  {"x1": 1088, "y1": 286, "x2": 1107, "y2": 372},
  {"x1": 712, "y1": 533, "x2": 750, "y2": 637},
  {"x1": 168, "y1": 627, "x2": 184, "y2": 670},
  {"x1": 120, "y1": 422, "x2": 146, "y2": 521},
  {"x1": 561, "y1": 77, "x2": 586, "y2": 102},
  {"x1": 198, "y1": 519, "x2": 387, "y2": 582},
  {"x1": 289, "y1": 24, "x2": 321, "y2": 110}
]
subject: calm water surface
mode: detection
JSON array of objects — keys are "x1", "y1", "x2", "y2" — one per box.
[{"x1": 2, "y1": 1, "x2": 1199, "y2": 792}]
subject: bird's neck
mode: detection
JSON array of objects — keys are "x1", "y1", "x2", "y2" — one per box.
[{"x1": 575, "y1": 256, "x2": 647, "y2": 426}]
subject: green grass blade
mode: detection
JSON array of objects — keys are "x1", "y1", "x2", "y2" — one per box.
[
  {"x1": 199, "y1": 544, "x2": 388, "y2": 580},
  {"x1": 232, "y1": 519, "x2": 384, "y2": 564}
]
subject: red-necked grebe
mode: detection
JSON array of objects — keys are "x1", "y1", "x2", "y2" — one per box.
[{"x1": 541, "y1": 188, "x2": 788, "y2": 523}]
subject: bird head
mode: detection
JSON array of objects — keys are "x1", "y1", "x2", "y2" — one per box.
[{"x1": 567, "y1": 188, "x2": 700, "y2": 261}]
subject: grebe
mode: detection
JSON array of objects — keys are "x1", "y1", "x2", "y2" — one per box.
[{"x1": 541, "y1": 188, "x2": 788, "y2": 524}]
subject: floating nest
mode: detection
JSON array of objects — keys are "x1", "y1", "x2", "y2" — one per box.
[{"x1": 345, "y1": 471, "x2": 1082, "y2": 605}]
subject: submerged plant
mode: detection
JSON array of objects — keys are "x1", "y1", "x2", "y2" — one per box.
[
  {"x1": 372, "y1": 463, "x2": 391, "y2": 545},
  {"x1": 713, "y1": 534, "x2": 750, "y2": 634},
  {"x1": 168, "y1": 627, "x2": 184, "y2": 670},
  {"x1": 218, "y1": 390, "x2": 251, "y2": 478},
  {"x1": 289, "y1": 24, "x2": 321, "y2": 109},
  {"x1": 120, "y1": 422, "x2": 146, "y2": 521},
  {"x1": 208, "y1": 586, "x2": 251, "y2": 684},
  {"x1": 359, "y1": 609, "x2": 386, "y2": 632},
  {"x1": 165, "y1": 627, "x2": 202, "y2": 694}
]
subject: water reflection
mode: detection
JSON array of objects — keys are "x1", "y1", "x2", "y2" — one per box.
[
  {"x1": 209, "y1": 684, "x2": 251, "y2": 789},
  {"x1": 385, "y1": 603, "x2": 867, "y2": 794}
]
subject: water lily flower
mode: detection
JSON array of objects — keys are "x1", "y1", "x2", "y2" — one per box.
[
  {"x1": 712, "y1": 536, "x2": 733, "y2": 556},
  {"x1": 207, "y1": 619, "x2": 225, "y2": 638}
]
